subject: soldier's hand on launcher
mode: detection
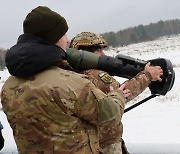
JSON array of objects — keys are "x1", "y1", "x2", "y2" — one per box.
[
  {"x1": 110, "y1": 84, "x2": 130, "y2": 98},
  {"x1": 144, "y1": 62, "x2": 163, "y2": 82}
]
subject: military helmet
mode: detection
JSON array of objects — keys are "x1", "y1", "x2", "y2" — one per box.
[{"x1": 70, "y1": 32, "x2": 108, "y2": 50}]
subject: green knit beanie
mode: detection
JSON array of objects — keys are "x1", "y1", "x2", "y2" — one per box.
[{"x1": 23, "y1": 6, "x2": 68, "y2": 44}]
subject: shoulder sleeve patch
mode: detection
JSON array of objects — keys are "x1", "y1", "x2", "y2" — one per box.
[{"x1": 98, "y1": 71, "x2": 113, "y2": 84}]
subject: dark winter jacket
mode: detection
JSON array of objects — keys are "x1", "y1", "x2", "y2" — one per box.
[{"x1": 5, "y1": 34, "x2": 67, "y2": 77}]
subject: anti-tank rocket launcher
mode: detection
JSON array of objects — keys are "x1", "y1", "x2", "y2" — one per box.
[{"x1": 66, "y1": 48, "x2": 175, "y2": 112}]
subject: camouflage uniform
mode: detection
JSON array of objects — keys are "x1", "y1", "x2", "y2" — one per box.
[
  {"x1": 82, "y1": 69, "x2": 151, "y2": 154},
  {"x1": 70, "y1": 32, "x2": 152, "y2": 154},
  {"x1": 1, "y1": 63, "x2": 126, "y2": 154}
]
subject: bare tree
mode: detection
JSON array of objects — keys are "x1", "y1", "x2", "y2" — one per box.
[{"x1": 0, "y1": 47, "x2": 7, "y2": 70}]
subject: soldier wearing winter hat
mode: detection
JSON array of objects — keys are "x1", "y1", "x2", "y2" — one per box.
[
  {"x1": 23, "y1": 6, "x2": 68, "y2": 44},
  {"x1": 1, "y1": 6, "x2": 133, "y2": 153}
]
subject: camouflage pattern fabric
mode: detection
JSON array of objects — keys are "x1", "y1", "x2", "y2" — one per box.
[
  {"x1": 82, "y1": 69, "x2": 152, "y2": 154},
  {"x1": 124, "y1": 70, "x2": 152, "y2": 102},
  {"x1": 1, "y1": 64, "x2": 126, "y2": 154},
  {"x1": 70, "y1": 32, "x2": 107, "y2": 50},
  {"x1": 100, "y1": 142, "x2": 122, "y2": 154},
  {"x1": 82, "y1": 69, "x2": 122, "y2": 146},
  {"x1": 82, "y1": 69, "x2": 120, "y2": 94}
]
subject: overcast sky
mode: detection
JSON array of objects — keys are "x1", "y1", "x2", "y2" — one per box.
[{"x1": 1, "y1": 0, "x2": 180, "y2": 48}]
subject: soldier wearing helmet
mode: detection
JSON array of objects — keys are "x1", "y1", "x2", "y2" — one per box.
[
  {"x1": 70, "y1": 32, "x2": 163, "y2": 154},
  {"x1": 70, "y1": 32, "x2": 107, "y2": 55},
  {"x1": 1, "y1": 7, "x2": 133, "y2": 154}
]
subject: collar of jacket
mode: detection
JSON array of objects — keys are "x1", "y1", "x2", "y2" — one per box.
[{"x1": 6, "y1": 34, "x2": 67, "y2": 77}]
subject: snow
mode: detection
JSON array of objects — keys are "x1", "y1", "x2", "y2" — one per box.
[
  {"x1": 1, "y1": 35, "x2": 180, "y2": 153},
  {"x1": 106, "y1": 35, "x2": 180, "y2": 153},
  {"x1": 0, "y1": 69, "x2": 18, "y2": 154}
]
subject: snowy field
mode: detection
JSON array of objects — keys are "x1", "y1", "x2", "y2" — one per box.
[{"x1": 0, "y1": 35, "x2": 180, "y2": 153}]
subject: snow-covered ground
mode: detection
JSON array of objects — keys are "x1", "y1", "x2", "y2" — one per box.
[
  {"x1": 0, "y1": 35, "x2": 180, "y2": 153},
  {"x1": 106, "y1": 35, "x2": 180, "y2": 154}
]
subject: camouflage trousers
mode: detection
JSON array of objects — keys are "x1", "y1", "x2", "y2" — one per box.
[{"x1": 101, "y1": 142, "x2": 122, "y2": 154}]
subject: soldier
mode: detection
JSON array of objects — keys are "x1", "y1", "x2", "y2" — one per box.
[
  {"x1": 69, "y1": 32, "x2": 163, "y2": 154},
  {"x1": 1, "y1": 6, "x2": 133, "y2": 154},
  {"x1": 0, "y1": 121, "x2": 4, "y2": 151}
]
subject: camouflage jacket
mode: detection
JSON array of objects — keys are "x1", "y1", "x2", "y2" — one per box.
[
  {"x1": 82, "y1": 69, "x2": 152, "y2": 153},
  {"x1": 1, "y1": 66, "x2": 126, "y2": 154},
  {"x1": 82, "y1": 69, "x2": 152, "y2": 103}
]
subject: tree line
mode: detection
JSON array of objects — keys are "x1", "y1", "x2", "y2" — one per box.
[
  {"x1": 102, "y1": 19, "x2": 180, "y2": 47},
  {"x1": 1, "y1": 19, "x2": 180, "y2": 69}
]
